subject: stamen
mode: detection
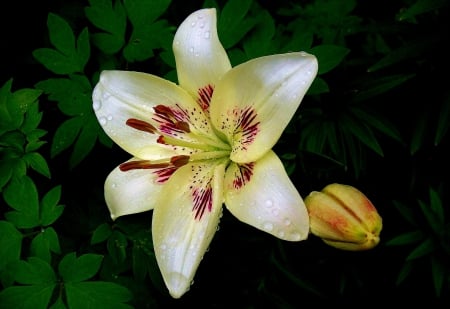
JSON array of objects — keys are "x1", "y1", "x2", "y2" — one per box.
[
  {"x1": 126, "y1": 118, "x2": 157, "y2": 134},
  {"x1": 170, "y1": 155, "x2": 190, "y2": 167},
  {"x1": 153, "y1": 104, "x2": 191, "y2": 134},
  {"x1": 119, "y1": 160, "x2": 169, "y2": 171}
]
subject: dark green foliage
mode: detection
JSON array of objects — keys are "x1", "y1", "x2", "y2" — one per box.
[{"x1": 1, "y1": 0, "x2": 449, "y2": 308}]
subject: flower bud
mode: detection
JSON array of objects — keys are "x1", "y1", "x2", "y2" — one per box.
[{"x1": 305, "y1": 183, "x2": 382, "y2": 251}]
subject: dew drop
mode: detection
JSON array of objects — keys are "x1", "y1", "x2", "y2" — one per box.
[
  {"x1": 189, "y1": 47, "x2": 194, "y2": 53},
  {"x1": 174, "y1": 40, "x2": 180, "y2": 46},
  {"x1": 284, "y1": 219, "x2": 291, "y2": 226},
  {"x1": 307, "y1": 70, "x2": 312, "y2": 75},
  {"x1": 204, "y1": 31, "x2": 210, "y2": 39},
  {"x1": 199, "y1": 22, "x2": 205, "y2": 28},
  {"x1": 265, "y1": 199, "x2": 273, "y2": 208},
  {"x1": 160, "y1": 244, "x2": 167, "y2": 250},
  {"x1": 99, "y1": 116, "x2": 107, "y2": 126},
  {"x1": 301, "y1": 80, "x2": 306, "y2": 85},
  {"x1": 262, "y1": 222, "x2": 273, "y2": 232},
  {"x1": 191, "y1": 21, "x2": 196, "y2": 27},
  {"x1": 111, "y1": 183, "x2": 117, "y2": 189},
  {"x1": 93, "y1": 100, "x2": 101, "y2": 111},
  {"x1": 107, "y1": 115, "x2": 113, "y2": 121}
]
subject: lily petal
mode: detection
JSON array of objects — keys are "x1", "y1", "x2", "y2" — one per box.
[
  {"x1": 92, "y1": 70, "x2": 214, "y2": 159},
  {"x1": 152, "y1": 161, "x2": 226, "y2": 298},
  {"x1": 173, "y1": 8, "x2": 231, "y2": 109},
  {"x1": 104, "y1": 158, "x2": 168, "y2": 220},
  {"x1": 210, "y1": 52, "x2": 318, "y2": 163},
  {"x1": 224, "y1": 150, "x2": 309, "y2": 241}
]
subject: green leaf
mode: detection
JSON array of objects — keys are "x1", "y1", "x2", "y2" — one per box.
[
  {"x1": 218, "y1": 0, "x2": 257, "y2": 48},
  {"x1": 69, "y1": 115, "x2": 100, "y2": 168},
  {"x1": 59, "y1": 253, "x2": 104, "y2": 283},
  {"x1": 11, "y1": 257, "x2": 56, "y2": 285},
  {"x1": 397, "y1": 0, "x2": 447, "y2": 20},
  {"x1": 91, "y1": 223, "x2": 113, "y2": 244},
  {"x1": 385, "y1": 230, "x2": 424, "y2": 246},
  {"x1": 32, "y1": 48, "x2": 81, "y2": 75},
  {"x1": 410, "y1": 110, "x2": 428, "y2": 155},
  {"x1": 0, "y1": 284, "x2": 56, "y2": 309},
  {"x1": 123, "y1": 20, "x2": 172, "y2": 62},
  {"x1": 307, "y1": 77, "x2": 329, "y2": 95},
  {"x1": 3, "y1": 176, "x2": 40, "y2": 228},
  {"x1": 349, "y1": 106, "x2": 403, "y2": 143},
  {"x1": 429, "y1": 188, "x2": 445, "y2": 220},
  {"x1": 368, "y1": 37, "x2": 436, "y2": 72},
  {"x1": 0, "y1": 79, "x2": 23, "y2": 130},
  {"x1": 50, "y1": 117, "x2": 82, "y2": 158},
  {"x1": 10, "y1": 88, "x2": 42, "y2": 114},
  {"x1": 353, "y1": 74, "x2": 415, "y2": 103},
  {"x1": 243, "y1": 10, "x2": 276, "y2": 59},
  {"x1": 393, "y1": 200, "x2": 419, "y2": 226},
  {"x1": 309, "y1": 44, "x2": 350, "y2": 74},
  {"x1": 395, "y1": 261, "x2": 413, "y2": 285},
  {"x1": 30, "y1": 227, "x2": 61, "y2": 263},
  {"x1": 65, "y1": 281, "x2": 133, "y2": 309},
  {"x1": 22, "y1": 152, "x2": 51, "y2": 178},
  {"x1": 40, "y1": 186, "x2": 64, "y2": 226},
  {"x1": 406, "y1": 237, "x2": 435, "y2": 261},
  {"x1": 431, "y1": 256, "x2": 445, "y2": 297},
  {"x1": 107, "y1": 230, "x2": 128, "y2": 264},
  {"x1": 49, "y1": 297, "x2": 67, "y2": 309},
  {"x1": 32, "y1": 14, "x2": 89, "y2": 74},
  {"x1": 0, "y1": 221, "x2": 22, "y2": 270},
  {"x1": 124, "y1": 0, "x2": 171, "y2": 25},
  {"x1": 85, "y1": 0, "x2": 127, "y2": 54},
  {"x1": 341, "y1": 113, "x2": 384, "y2": 156},
  {"x1": 35, "y1": 75, "x2": 93, "y2": 117},
  {"x1": 77, "y1": 28, "x2": 91, "y2": 71},
  {"x1": 47, "y1": 13, "x2": 76, "y2": 55},
  {"x1": 21, "y1": 103, "x2": 44, "y2": 135}
]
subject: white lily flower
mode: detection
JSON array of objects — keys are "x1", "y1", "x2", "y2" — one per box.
[{"x1": 92, "y1": 8, "x2": 318, "y2": 298}]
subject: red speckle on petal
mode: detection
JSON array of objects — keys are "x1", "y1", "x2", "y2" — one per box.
[
  {"x1": 197, "y1": 84, "x2": 214, "y2": 113},
  {"x1": 192, "y1": 185, "x2": 213, "y2": 220},
  {"x1": 233, "y1": 163, "x2": 254, "y2": 189}
]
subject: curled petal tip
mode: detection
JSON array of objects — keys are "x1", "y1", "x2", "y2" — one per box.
[{"x1": 166, "y1": 272, "x2": 191, "y2": 299}]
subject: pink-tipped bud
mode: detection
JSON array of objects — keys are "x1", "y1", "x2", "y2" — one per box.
[{"x1": 305, "y1": 183, "x2": 382, "y2": 251}]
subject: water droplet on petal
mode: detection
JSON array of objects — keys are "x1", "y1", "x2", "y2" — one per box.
[
  {"x1": 284, "y1": 219, "x2": 291, "y2": 226},
  {"x1": 93, "y1": 100, "x2": 101, "y2": 111},
  {"x1": 191, "y1": 21, "x2": 196, "y2": 27},
  {"x1": 107, "y1": 115, "x2": 113, "y2": 121},
  {"x1": 265, "y1": 199, "x2": 273, "y2": 208},
  {"x1": 99, "y1": 117, "x2": 107, "y2": 126},
  {"x1": 189, "y1": 47, "x2": 194, "y2": 53},
  {"x1": 204, "y1": 31, "x2": 210, "y2": 39}
]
